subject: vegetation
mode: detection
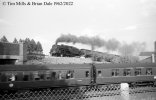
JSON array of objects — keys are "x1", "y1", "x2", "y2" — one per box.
[
  {"x1": 0, "y1": 36, "x2": 9, "y2": 42},
  {"x1": 0, "y1": 35, "x2": 44, "y2": 60},
  {"x1": 13, "y1": 38, "x2": 18, "y2": 43},
  {"x1": 24, "y1": 38, "x2": 44, "y2": 60},
  {"x1": 1, "y1": 35, "x2": 140, "y2": 63}
]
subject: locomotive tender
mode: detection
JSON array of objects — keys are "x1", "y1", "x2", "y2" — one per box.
[{"x1": 0, "y1": 63, "x2": 156, "y2": 91}]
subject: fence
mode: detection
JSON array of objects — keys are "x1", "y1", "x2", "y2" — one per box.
[{"x1": 1, "y1": 84, "x2": 156, "y2": 100}]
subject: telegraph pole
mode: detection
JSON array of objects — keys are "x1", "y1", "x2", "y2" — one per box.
[{"x1": 91, "y1": 44, "x2": 96, "y2": 85}]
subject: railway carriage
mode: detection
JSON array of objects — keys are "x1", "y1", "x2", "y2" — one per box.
[
  {"x1": 0, "y1": 64, "x2": 92, "y2": 90},
  {"x1": 95, "y1": 63, "x2": 156, "y2": 86},
  {"x1": 0, "y1": 63, "x2": 156, "y2": 91}
]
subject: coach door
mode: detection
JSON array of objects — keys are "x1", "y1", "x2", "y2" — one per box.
[{"x1": 90, "y1": 64, "x2": 96, "y2": 84}]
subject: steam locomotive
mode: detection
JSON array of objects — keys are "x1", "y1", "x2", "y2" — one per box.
[
  {"x1": 0, "y1": 63, "x2": 156, "y2": 91},
  {"x1": 50, "y1": 44, "x2": 83, "y2": 57}
]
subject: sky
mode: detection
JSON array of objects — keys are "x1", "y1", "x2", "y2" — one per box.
[{"x1": 0, "y1": 0, "x2": 156, "y2": 55}]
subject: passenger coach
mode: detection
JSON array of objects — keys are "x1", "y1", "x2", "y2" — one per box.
[
  {"x1": 95, "y1": 63, "x2": 156, "y2": 86},
  {"x1": 0, "y1": 63, "x2": 156, "y2": 91},
  {"x1": 0, "y1": 64, "x2": 92, "y2": 90}
]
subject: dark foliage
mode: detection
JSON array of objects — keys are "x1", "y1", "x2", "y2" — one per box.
[
  {"x1": 23, "y1": 38, "x2": 44, "y2": 60},
  {"x1": 1, "y1": 36, "x2": 44, "y2": 60},
  {"x1": 0, "y1": 36, "x2": 9, "y2": 42},
  {"x1": 27, "y1": 53, "x2": 45, "y2": 60},
  {"x1": 13, "y1": 38, "x2": 18, "y2": 43}
]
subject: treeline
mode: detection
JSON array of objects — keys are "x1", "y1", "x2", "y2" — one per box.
[{"x1": 0, "y1": 36, "x2": 44, "y2": 60}]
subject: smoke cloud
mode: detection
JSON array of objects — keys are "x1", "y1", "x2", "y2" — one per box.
[
  {"x1": 56, "y1": 34, "x2": 146, "y2": 56},
  {"x1": 56, "y1": 34, "x2": 120, "y2": 51},
  {"x1": 56, "y1": 34, "x2": 105, "y2": 47},
  {"x1": 118, "y1": 42, "x2": 146, "y2": 56},
  {"x1": 106, "y1": 39, "x2": 120, "y2": 51}
]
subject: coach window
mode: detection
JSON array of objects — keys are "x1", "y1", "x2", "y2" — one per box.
[
  {"x1": 98, "y1": 70, "x2": 102, "y2": 77},
  {"x1": 135, "y1": 68, "x2": 141, "y2": 76},
  {"x1": 39, "y1": 72, "x2": 44, "y2": 80},
  {"x1": 1, "y1": 73, "x2": 7, "y2": 82},
  {"x1": 66, "y1": 70, "x2": 74, "y2": 79},
  {"x1": 86, "y1": 71, "x2": 89, "y2": 77},
  {"x1": 33, "y1": 72, "x2": 40, "y2": 80},
  {"x1": 45, "y1": 71, "x2": 51, "y2": 80},
  {"x1": 112, "y1": 69, "x2": 119, "y2": 77},
  {"x1": 146, "y1": 68, "x2": 152, "y2": 75},
  {"x1": 51, "y1": 72, "x2": 56, "y2": 79},
  {"x1": 123, "y1": 69, "x2": 131, "y2": 76},
  {"x1": 0, "y1": 73, "x2": 6, "y2": 82},
  {"x1": 8, "y1": 73, "x2": 16, "y2": 81},
  {"x1": 58, "y1": 71, "x2": 63, "y2": 80},
  {"x1": 23, "y1": 72, "x2": 30, "y2": 81}
]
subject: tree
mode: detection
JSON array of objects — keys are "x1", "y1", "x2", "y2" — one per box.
[
  {"x1": 13, "y1": 38, "x2": 18, "y2": 43},
  {"x1": 0, "y1": 36, "x2": 9, "y2": 42},
  {"x1": 24, "y1": 38, "x2": 31, "y2": 53},
  {"x1": 19, "y1": 39, "x2": 23, "y2": 43},
  {"x1": 36, "y1": 41, "x2": 43, "y2": 53},
  {"x1": 30, "y1": 39, "x2": 36, "y2": 53}
]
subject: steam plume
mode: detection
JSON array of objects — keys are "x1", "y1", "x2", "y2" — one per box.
[
  {"x1": 118, "y1": 42, "x2": 146, "y2": 56},
  {"x1": 56, "y1": 34, "x2": 120, "y2": 51},
  {"x1": 55, "y1": 34, "x2": 146, "y2": 56}
]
